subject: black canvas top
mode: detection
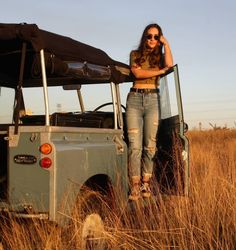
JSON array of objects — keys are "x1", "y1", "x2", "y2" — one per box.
[{"x1": 0, "y1": 23, "x2": 131, "y2": 88}]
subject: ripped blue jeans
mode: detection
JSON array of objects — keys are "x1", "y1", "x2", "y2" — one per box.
[{"x1": 126, "y1": 91, "x2": 159, "y2": 179}]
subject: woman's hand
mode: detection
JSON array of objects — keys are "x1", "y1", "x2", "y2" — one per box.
[
  {"x1": 160, "y1": 36, "x2": 169, "y2": 47},
  {"x1": 159, "y1": 66, "x2": 171, "y2": 75},
  {"x1": 160, "y1": 36, "x2": 173, "y2": 67}
]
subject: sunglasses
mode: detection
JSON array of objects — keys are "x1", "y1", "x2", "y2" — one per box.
[{"x1": 146, "y1": 34, "x2": 160, "y2": 41}]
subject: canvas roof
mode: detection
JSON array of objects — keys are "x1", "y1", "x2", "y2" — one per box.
[{"x1": 0, "y1": 23, "x2": 131, "y2": 88}]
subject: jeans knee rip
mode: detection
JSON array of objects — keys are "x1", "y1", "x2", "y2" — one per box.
[
  {"x1": 153, "y1": 121, "x2": 158, "y2": 126},
  {"x1": 149, "y1": 137, "x2": 157, "y2": 143},
  {"x1": 128, "y1": 128, "x2": 139, "y2": 134},
  {"x1": 144, "y1": 146, "x2": 156, "y2": 153}
]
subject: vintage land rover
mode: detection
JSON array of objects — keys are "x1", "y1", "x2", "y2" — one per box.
[{"x1": 0, "y1": 23, "x2": 189, "y2": 224}]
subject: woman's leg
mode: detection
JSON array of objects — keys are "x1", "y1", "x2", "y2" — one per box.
[
  {"x1": 142, "y1": 93, "x2": 159, "y2": 176},
  {"x1": 142, "y1": 93, "x2": 159, "y2": 197},
  {"x1": 126, "y1": 92, "x2": 143, "y2": 200},
  {"x1": 126, "y1": 92, "x2": 143, "y2": 178}
]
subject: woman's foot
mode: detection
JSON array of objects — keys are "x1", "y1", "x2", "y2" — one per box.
[
  {"x1": 140, "y1": 182, "x2": 151, "y2": 198},
  {"x1": 129, "y1": 183, "x2": 141, "y2": 201}
]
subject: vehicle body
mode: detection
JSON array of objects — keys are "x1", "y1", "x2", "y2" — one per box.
[{"x1": 0, "y1": 23, "x2": 189, "y2": 224}]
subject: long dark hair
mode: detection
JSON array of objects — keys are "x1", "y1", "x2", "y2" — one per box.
[{"x1": 134, "y1": 23, "x2": 164, "y2": 68}]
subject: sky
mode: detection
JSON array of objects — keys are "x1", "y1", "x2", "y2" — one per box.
[{"x1": 1, "y1": 0, "x2": 236, "y2": 129}]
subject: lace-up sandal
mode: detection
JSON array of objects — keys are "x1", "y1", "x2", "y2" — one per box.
[
  {"x1": 140, "y1": 182, "x2": 152, "y2": 198},
  {"x1": 129, "y1": 183, "x2": 141, "y2": 201}
]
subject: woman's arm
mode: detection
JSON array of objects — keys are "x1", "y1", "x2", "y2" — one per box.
[
  {"x1": 130, "y1": 36, "x2": 173, "y2": 79},
  {"x1": 131, "y1": 65, "x2": 169, "y2": 79},
  {"x1": 160, "y1": 36, "x2": 173, "y2": 68}
]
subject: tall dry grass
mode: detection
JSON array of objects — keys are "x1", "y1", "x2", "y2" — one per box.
[{"x1": 0, "y1": 129, "x2": 236, "y2": 249}]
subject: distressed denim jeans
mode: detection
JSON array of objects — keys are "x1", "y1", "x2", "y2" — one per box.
[{"x1": 126, "y1": 91, "x2": 159, "y2": 178}]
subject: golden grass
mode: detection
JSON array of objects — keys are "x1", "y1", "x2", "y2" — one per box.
[{"x1": 1, "y1": 129, "x2": 236, "y2": 249}]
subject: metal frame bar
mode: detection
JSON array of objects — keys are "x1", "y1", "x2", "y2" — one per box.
[
  {"x1": 174, "y1": 65, "x2": 184, "y2": 136},
  {"x1": 13, "y1": 42, "x2": 27, "y2": 134},
  {"x1": 77, "y1": 89, "x2": 85, "y2": 113},
  {"x1": 110, "y1": 82, "x2": 118, "y2": 129},
  {"x1": 173, "y1": 65, "x2": 190, "y2": 196},
  {"x1": 40, "y1": 49, "x2": 50, "y2": 126},
  {"x1": 115, "y1": 84, "x2": 123, "y2": 129}
]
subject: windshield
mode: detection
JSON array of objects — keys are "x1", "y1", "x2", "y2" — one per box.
[{"x1": 160, "y1": 71, "x2": 179, "y2": 120}]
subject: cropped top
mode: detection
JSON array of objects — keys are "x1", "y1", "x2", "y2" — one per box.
[{"x1": 130, "y1": 50, "x2": 160, "y2": 88}]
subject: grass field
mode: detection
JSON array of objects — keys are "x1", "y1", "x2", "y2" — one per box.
[{"x1": 0, "y1": 129, "x2": 236, "y2": 249}]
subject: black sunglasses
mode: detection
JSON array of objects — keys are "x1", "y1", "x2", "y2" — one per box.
[{"x1": 146, "y1": 34, "x2": 160, "y2": 41}]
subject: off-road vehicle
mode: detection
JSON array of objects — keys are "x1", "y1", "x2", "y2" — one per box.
[{"x1": 0, "y1": 23, "x2": 189, "y2": 225}]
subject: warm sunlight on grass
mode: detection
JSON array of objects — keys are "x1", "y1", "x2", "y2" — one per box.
[{"x1": 1, "y1": 129, "x2": 236, "y2": 249}]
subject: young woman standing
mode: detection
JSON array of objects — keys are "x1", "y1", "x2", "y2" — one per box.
[{"x1": 126, "y1": 23, "x2": 173, "y2": 200}]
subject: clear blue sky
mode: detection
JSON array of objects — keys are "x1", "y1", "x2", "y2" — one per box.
[{"x1": 1, "y1": 0, "x2": 236, "y2": 129}]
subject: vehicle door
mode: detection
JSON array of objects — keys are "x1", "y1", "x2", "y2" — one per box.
[{"x1": 155, "y1": 65, "x2": 189, "y2": 196}]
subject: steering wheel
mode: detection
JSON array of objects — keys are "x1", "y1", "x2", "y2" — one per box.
[{"x1": 93, "y1": 102, "x2": 126, "y2": 112}]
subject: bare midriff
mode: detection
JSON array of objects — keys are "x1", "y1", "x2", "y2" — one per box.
[{"x1": 132, "y1": 76, "x2": 159, "y2": 89}]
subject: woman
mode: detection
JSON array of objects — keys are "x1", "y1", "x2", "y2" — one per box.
[{"x1": 126, "y1": 23, "x2": 173, "y2": 200}]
